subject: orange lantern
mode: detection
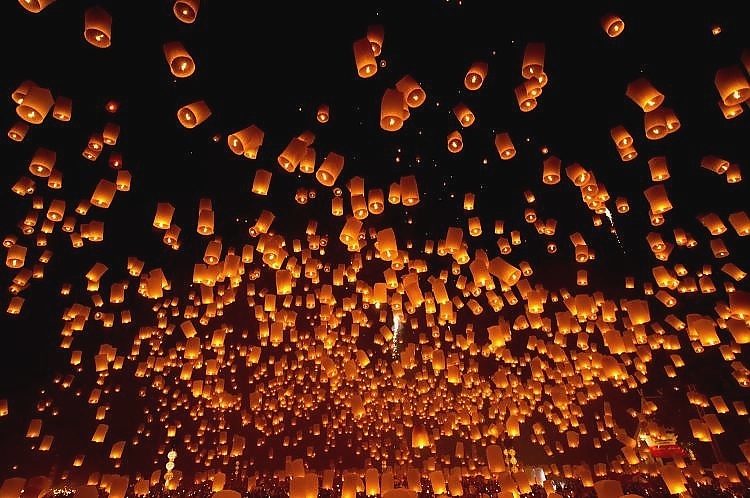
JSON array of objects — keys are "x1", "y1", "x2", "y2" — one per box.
[
  {"x1": 542, "y1": 156, "x2": 561, "y2": 184},
  {"x1": 453, "y1": 103, "x2": 475, "y2": 127},
  {"x1": 714, "y1": 65, "x2": 750, "y2": 106},
  {"x1": 626, "y1": 77, "x2": 664, "y2": 111},
  {"x1": 366, "y1": 24, "x2": 384, "y2": 56},
  {"x1": 18, "y1": 0, "x2": 56, "y2": 13},
  {"x1": 252, "y1": 169, "x2": 272, "y2": 195},
  {"x1": 648, "y1": 156, "x2": 670, "y2": 181},
  {"x1": 102, "y1": 122, "x2": 120, "y2": 145},
  {"x1": 521, "y1": 42, "x2": 545, "y2": 79},
  {"x1": 464, "y1": 61, "x2": 488, "y2": 91},
  {"x1": 52, "y1": 96, "x2": 72, "y2": 121},
  {"x1": 173, "y1": 0, "x2": 199, "y2": 23},
  {"x1": 84, "y1": 6, "x2": 112, "y2": 48},
  {"x1": 601, "y1": 13, "x2": 625, "y2": 37},
  {"x1": 8, "y1": 122, "x2": 29, "y2": 142},
  {"x1": 515, "y1": 83, "x2": 537, "y2": 112},
  {"x1": 28, "y1": 147, "x2": 56, "y2": 178},
  {"x1": 16, "y1": 85, "x2": 54, "y2": 124},
  {"x1": 380, "y1": 89, "x2": 408, "y2": 131},
  {"x1": 610, "y1": 125, "x2": 633, "y2": 148},
  {"x1": 229, "y1": 125, "x2": 265, "y2": 159},
  {"x1": 400, "y1": 175, "x2": 420, "y2": 206},
  {"x1": 644, "y1": 107, "x2": 669, "y2": 139},
  {"x1": 353, "y1": 38, "x2": 377, "y2": 78},
  {"x1": 177, "y1": 101, "x2": 211, "y2": 128},
  {"x1": 316, "y1": 104, "x2": 330, "y2": 123},
  {"x1": 447, "y1": 131, "x2": 463, "y2": 153},
  {"x1": 316, "y1": 152, "x2": 345, "y2": 187},
  {"x1": 494, "y1": 132, "x2": 516, "y2": 160},
  {"x1": 163, "y1": 41, "x2": 196, "y2": 78},
  {"x1": 396, "y1": 75, "x2": 426, "y2": 108}
]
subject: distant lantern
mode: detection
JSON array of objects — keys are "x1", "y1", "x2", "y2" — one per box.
[
  {"x1": 718, "y1": 100, "x2": 743, "y2": 119},
  {"x1": 28, "y1": 147, "x2": 56, "y2": 178},
  {"x1": 400, "y1": 175, "x2": 420, "y2": 206},
  {"x1": 367, "y1": 189, "x2": 385, "y2": 215},
  {"x1": 626, "y1": 77, "x2": 664, "y2": 111},
  {"x1": 18, "y1": 0, "x2": 56, "y2": 13},
  {"x1": 48, "y1": 169, "x2": 63, "y2": 189},
  {"x1": 16, "y1": 85, "x2": 54, "y2": 124},
  {"x1": 447, "y1": 131, "x2": 463, "y2": 153},
  {"x1": 251, "y1": 169, "x2": 272, "y2": 195},
  {"x1": 521, "y1": 42, "x2": 545, "y2": 79},
  {"x1": 197, "y1": 208, "x2": 214, "y2": 235},
  {"x1": 173, "y1": 0, "x2": 199, "y2": 23},
  {"x1": 52, "y1": 96, "x2": 72, "y2": 121},
  {"x1": 701, "y1": 155, "x2": 730, "y2": 175},
  {"x1": 153, "y1": 203, "x2": 175, "y2": 229},
  {"x1": 453, "y1": 103, "x2": 475, "y2": 127},
  {"x1": 115, "y1": 170, "x2": 131, "y2": 191},
  {"x1": 601, "y1": 13, "x2": 625, "y2": 37},
  {"x1": 84, "y1": 6, "x2": 112, "y2": 48},
  {"x1": 90, "y1": 180, "x2": 117, "y2": 208},
  {"x1": 648, "y1": 156, "x2": 670, "y2": 181},
  {"x1": 715, "y1": 65, "x2": 750, "y2": 106},
  {"x1": 6, "y1": 244, "x2": 27, "y2": 268},
  {"x1": 316, "y1": 104, "x2": 330, "y2": 123},
  {"x1": 565, "y1": 162, "x2": 589, "y2": 186},
  {"x1": 388, "y1": 182, "x2": 401, "y2": 204},
  {"x1": 12, "y1": 79, "x2": 37, "y2": 104},
  {"x1": 316, "y1": 152, "x2": 345, "y2": 187},
  {"x1": 353, "y1": 38, "x2": 377, "y2": 78},
  {"x1": 177, "y1": 100, "x2": 211, "y2": 128},
  {"x1": 464, "y1": 61, "x2": 488, "y2": 90},
  {"x1": 610, "y1": 125, "x2": 633, "y2": 148},
  {"x1": 278, "y1": 137, "x2": 307, "y2": 171},
  {"x1": 102, "y1": 122, "x2": 120, "y2": 145},
  {"x1": 163, "y1": 41, "x2": 196, "y2": 78},
  {"x1": 494, "y1": 132, "x2": 516, "y2": 159},
  {"x1": 228, "y1": 125, "x2": 264, "y2": 158},
  {"x1": 515, "y1": 84, "x2": 537, "y2": 112},
  {"x1": 618, "y1": 145, "x2": 638, "y2": 161},
  {"x1": 643, "y1": 184, "x2": 672, "y2": 214},
  {"x1": 380, "y1": 89, "x2": 408, "y2": 131},
  {"x1": 542, "y1": 156, "x2": 561, "y2": 184},
  {"x1": 300, "y1": 147, "x2": 316, "y2": 173},
  {"x1": 366, "y1": 24, "x2": 384, "y2": 56},
  {"x1": 395, "y1": 75, "x2": 426, "y2": 108},
  {"x1": 644, "y1": 107, "x2": 669, "y2": 139},
  {"x1": 8, "y1": 122, "x2": 29, "y2": 142}
]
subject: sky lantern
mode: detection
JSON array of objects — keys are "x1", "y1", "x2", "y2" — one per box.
[
  {"x1": 83, "y1": 6, "x2": 112, "y2": 48},
  {"x1": 173, "y1": 0, "x2": 199, "y2": 23}
]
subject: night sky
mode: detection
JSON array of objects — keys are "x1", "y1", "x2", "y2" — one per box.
[{"x1": 1, "y1": 0, "x2": 750, "y2": 484}]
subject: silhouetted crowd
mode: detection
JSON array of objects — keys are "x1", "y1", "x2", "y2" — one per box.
[{"x1": 111, "y1": 473, "x2": 750, "y2": 498}]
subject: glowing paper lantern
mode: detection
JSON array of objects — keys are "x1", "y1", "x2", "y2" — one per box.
[
  {"x1": 84, "y1": 6, "x2": 112, "y2": 48},
  {"x1": 601, "y1": 13, "x2": 625, "y2": 37},
  {"x1": 353, "y1": 38, "x2": 377, "y2": 78},
  {"x1": 494, "y1": 132, "x2": 516, "y2": 159},
  {"x1": 173, "y1": 0, "x2": 199, "y2": 23},
  {"x1": 464, "y1": 61, "x2": 488, "y2": 90},
  {"x1": 17, "y1": 0, "x2": 56, "y2": 13},
  {"x1": 52, "y1": 96, "x2": 72, "y2": 121},
  {"x1": 396, "y1": 75, "x2": 426, "y2": 108},
  {"x1": 380, "y1": 89, "x2": 408, "y2": 131},
  {"x1": 16, "y1": 85, "x2": 54, "y2": 124},
  {"x1": 177, "y1": 101, "x2": 211, "y2": 128},
  {"x1": 714, "y1": 65, "x2": 750, "y2": 106},
  {"x1": 163, "y1": 41, "x2": 196, "y2": 78},
  {"x1": 316, "y1": 152, "x2": 345, "y2": 187},
  {"x1": 626, "y1": 77, "x2": 664, "y2": 111}
]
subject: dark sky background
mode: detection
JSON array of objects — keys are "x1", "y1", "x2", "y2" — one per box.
[{"x1": 1, "y1": 0, "x2": 750, "y2": 484}]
